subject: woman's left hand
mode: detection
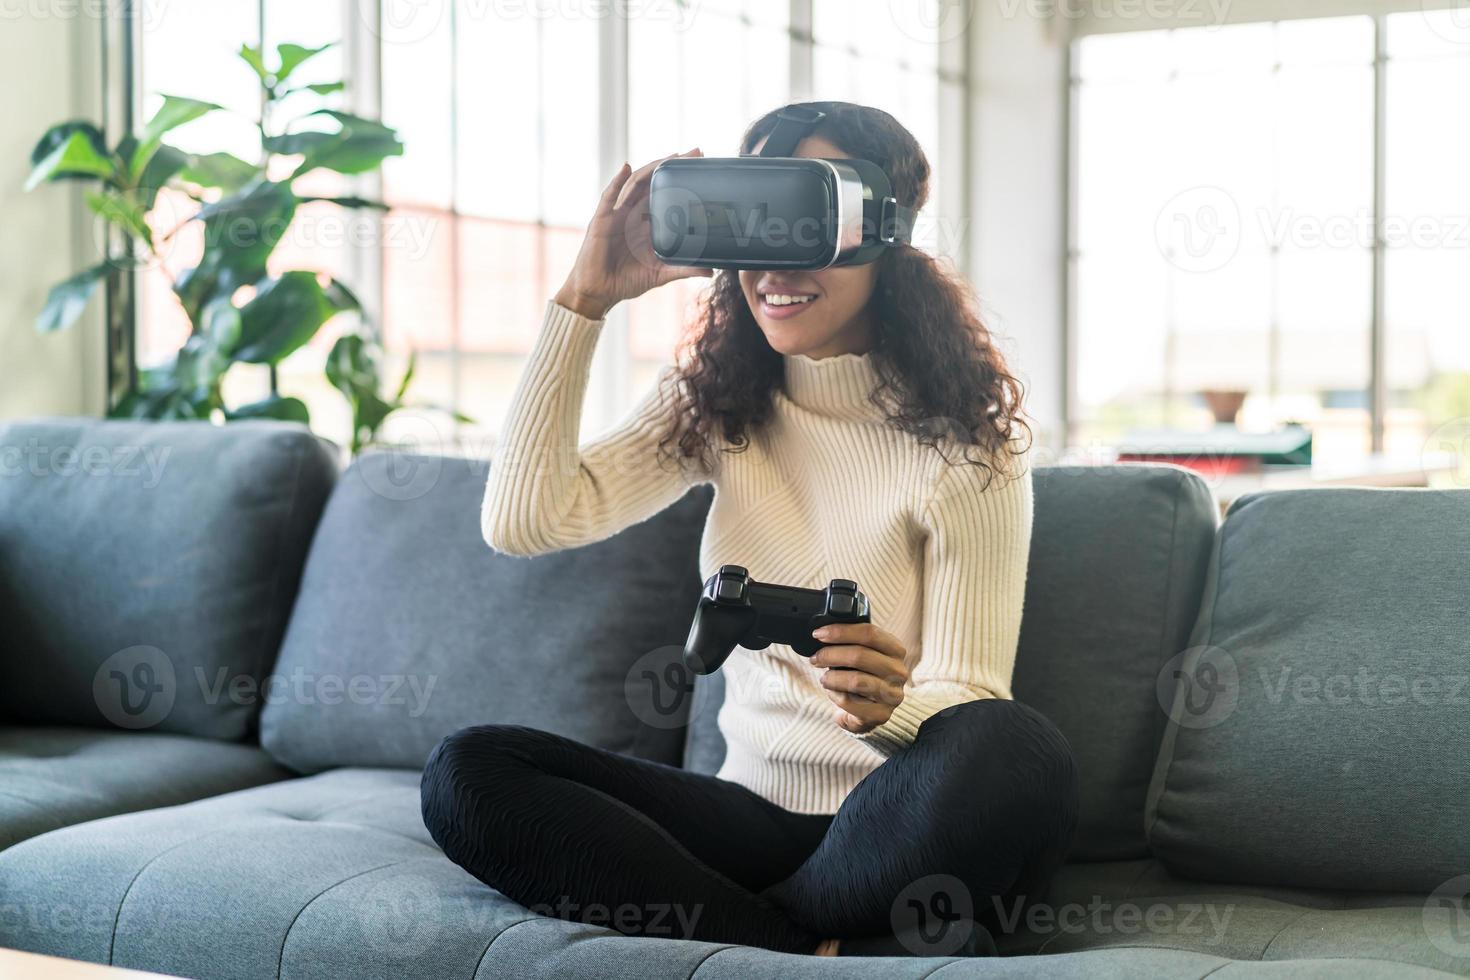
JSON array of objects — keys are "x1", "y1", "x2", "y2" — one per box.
[{"x1": 809, "y1": 623, "x2": 910, "y2": 734}]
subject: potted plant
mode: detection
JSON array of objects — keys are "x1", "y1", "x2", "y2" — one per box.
[{"x1": 25, "y1": 40, "x2": 457, "y2": 452}]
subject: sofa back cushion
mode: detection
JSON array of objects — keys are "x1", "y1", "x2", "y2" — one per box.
[
  {"x1": 685, "y1": 464, "x2": 1219, "y2": 862},
  {"x1": 1146, "y1": 488, "x2": 1470, "y2": 892},
  {"x1": 259, "y1": 452, "x2": 712, "y2": 772},
  {"x1": 1011, "y1": 464, "x2": 1217, "y2": 861},
  {"x1": 0, "y1": 419, "x2": 337, "y2": 740}
]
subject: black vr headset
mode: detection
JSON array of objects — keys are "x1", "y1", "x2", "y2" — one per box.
[{"x1": 648, "y1": 106, "x2": 917, "y2": 271}]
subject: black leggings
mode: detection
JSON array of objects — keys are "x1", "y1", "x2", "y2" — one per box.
[{"x1": 420, "y1": 698, "x2": 1078, "y2": 953}]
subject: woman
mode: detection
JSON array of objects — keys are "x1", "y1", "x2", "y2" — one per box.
[{"x1": 421, "y1": 102, "x2": 1078, "y2": 958}]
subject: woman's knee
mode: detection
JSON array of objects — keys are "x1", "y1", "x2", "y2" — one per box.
[
  {"x1": 923, "y1": 699, "x2": 1079, "y2": 821},
  {"x1": 420, "y1": 724, "x2": 547, "y2": 842}
]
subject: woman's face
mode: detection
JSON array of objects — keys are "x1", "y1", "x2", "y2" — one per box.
[{"x1": 738, "y1": 135, "x2": 881, "y2": 359}]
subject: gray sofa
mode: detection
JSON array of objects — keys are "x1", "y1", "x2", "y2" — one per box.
[{"x1": 0, "y1": 417, "x2": 1466, "y2": 979}]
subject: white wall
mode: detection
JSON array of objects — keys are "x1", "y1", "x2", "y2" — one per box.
[
  {"x1": 0, "y1": 11, "x2": 105, "y2": 420},
  {"x1": 967, "y1": 3, "x2": 1071, "y2": 451}
]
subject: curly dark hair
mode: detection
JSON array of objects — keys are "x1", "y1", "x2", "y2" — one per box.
[{"x1": 658, "y1": 101, "x2": 1031, "y2": 488}]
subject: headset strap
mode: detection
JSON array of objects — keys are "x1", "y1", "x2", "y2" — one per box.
[{"x1": 757, "y1": 106, "x2": 826, "y2": 158}]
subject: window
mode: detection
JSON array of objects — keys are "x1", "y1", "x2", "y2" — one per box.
[
  {"x1": 1072, "y1": 10, "x2": 1470, "y2": 467},
  {"x1": 129, "y1": 1, "x2": 965, "y2": 449}
]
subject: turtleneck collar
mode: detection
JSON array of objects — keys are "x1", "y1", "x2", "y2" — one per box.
[{"x1": 781, "y1": 350, "x2": 890, "y2": 421}]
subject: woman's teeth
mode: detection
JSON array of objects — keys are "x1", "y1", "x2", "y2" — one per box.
[{"x1": 764, "y1": 294, "x2": 817, "y2": 306}]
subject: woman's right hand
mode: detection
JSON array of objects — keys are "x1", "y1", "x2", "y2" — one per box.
[{"x1": 553, "y1": 150, "x2": 713, "y2": 321}]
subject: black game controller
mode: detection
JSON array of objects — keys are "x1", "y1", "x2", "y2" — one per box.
[{"x1": 682, "y1": 564, "x2": 872, "y2": 675}]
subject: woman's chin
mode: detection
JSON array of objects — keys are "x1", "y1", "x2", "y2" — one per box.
[{"x1": 756, "y1": 320, "x2": 830, "y2": 358}]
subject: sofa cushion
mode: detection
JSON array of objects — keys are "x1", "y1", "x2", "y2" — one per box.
[
  {"x1": 996, "y1": 857, "x2": 1469, "y2": 976},
  {"x1": 0, "y1": 768, "x2": 731, "y2": 980},
  {"x1": 259, "y1": 453, "x2": 712, "y2": 772},
  {"x1": 0, "y1": 726, "x2": 288, "y2": 850},
  {"x1": 0, "y1": 419, "x2": 337, "y2": 740},
  {"x1": 1146, "y1": 488, "x2": 1470, "y2": 892},
  {"x1": 1011, "y1": 465, "x2": 1217, "y2": 860}
]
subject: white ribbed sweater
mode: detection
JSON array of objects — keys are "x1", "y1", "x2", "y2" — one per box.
[{"x1": 483, "y1": 301, "x2": 1035, "y2": 814}]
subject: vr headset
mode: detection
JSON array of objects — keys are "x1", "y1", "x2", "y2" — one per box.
[{"x1": 648, "y1": 106, "x2": 917, "y2": 270}]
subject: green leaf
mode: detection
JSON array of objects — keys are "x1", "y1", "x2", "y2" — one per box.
[
  {"x1": 36, "y1": 263, "x2": 108, "y2": 333},
  {"x1": 393, "y1": 349, "x2": 417, "y2": 403},
  {"x1": 173, "y1": 298, "x2": 243, "y2": 391},
  {"x1": 226, "y1": 394, "x2": 310, "y2": 424},
  {"x1": 129, "y1": 95, "x2": 221, "y2": 180},
  {"x1": 325, "y1": 331, "x2": 378, "y2": 399},
  {"x1": 174, "y1": 179, "x2": 297, "y2": 321},
  {"x1": 298, "y1": 195, "x2": 388, "y2": 210},
  {"x1": 275, "y1": 42, "x2": 335, "y2": 86},
  {"x1": 233, "y1": 271, "x2": 360, "y2": 364},
  {"x1": 266, "y1": 110, "x2": 402, "y2": 177},
  {"x1": 178, "y1": 151, "x2": 258, "y2": 192},
  {"x1": 238, "y1": 44, "x2": 269, "y2": 85},
  {"x1": 136, "y1": 143, "x2": 187, "y2": 210},
  {"x1": 294, "y1": 81, "x2": 346, "y2": 96},
  {"x1": 86, "y1": 191, "x2": 153, "y2": 246},
  {"x1": 26, "y1": 129, "x2": 116, "y2": 191}
]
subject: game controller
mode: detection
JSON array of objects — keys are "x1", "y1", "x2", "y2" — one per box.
[{"x1": 682, "y1": 564, "x2": 872, "y2": 675}]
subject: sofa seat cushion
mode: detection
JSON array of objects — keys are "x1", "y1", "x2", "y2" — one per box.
[
  {"x1": 0, "y1": 419, "x2": 338, "y2": 740},
  {"x1": 0, "y1": 768, "x2": 725, "y2": 980},
  {"x1": 0, "y1": 726, "x2": 288, "y2": 851},
  {"x1": 1146, "y1": 488, "x2": 1470, "y2": 892},
  {"x1": 259, "y1": 453, "x2": 713, "y2": 774},
  {"x1": 995, "y1": 859, "x2": 1470, "y2": 976}
]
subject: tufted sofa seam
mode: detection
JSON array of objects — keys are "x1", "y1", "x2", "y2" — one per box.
[
  {"x1": 108, "y1": 829, "x2": 239, "y2": 964},
  {"x1": 275, "y1": 859, "x2": 407, "y2": 979},
  {"x1": 469, "y1": 914, "x2": 545, "y2": 979}
]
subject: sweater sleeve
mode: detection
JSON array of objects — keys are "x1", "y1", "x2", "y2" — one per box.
[
  {"x1": 851, "y1": 449, "x2": 1035, "y2": 757},
  {"x1": 481, "y1": 300, "x2": 702, "y2": 557}
]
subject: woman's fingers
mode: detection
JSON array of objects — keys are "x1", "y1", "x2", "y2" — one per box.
[
  {"x1": 819, "y1": 665, "x2": 904, "y2": 705},
  {"x1": 832, "y1": 696, "x2": 889, "y2": 731},
  {"x1": 812, "y1": 622, "x2": 907, "y2": 663},
  {"x1": 595, "y1": 162, "x2": 633, "y2": 218},
  {"x1": 809, "y1": 644, "x2": 908, "y2": 682},
  {"x1": 614, "y1": 148, "x2": 701, "y2": 211}
]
